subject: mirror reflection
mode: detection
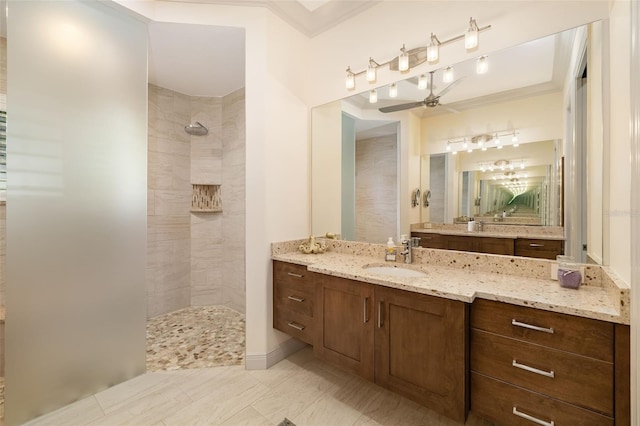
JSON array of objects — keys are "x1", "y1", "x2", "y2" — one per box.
[{"x1": 311, "y1": 22, "x2": 602, "y2": 262}]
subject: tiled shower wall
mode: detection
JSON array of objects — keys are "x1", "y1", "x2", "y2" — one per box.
[
  {"x1": 147, "y1": 84, "x2": 246, "y2": 318},
  {"x1": 147, "y1": 85, "x2": 192, "y2": 318},
  {"x1": 355, "y1": 134, "x2": 398, "y2": 244}
]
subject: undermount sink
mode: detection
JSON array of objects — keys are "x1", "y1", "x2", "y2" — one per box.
[{"x1": 363, "y1": 265, "x2": 427, "y2": 278}]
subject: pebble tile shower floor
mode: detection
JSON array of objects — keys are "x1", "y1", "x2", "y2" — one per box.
[{"x1": 146, "y1": 305, "x2": 246, "y2": 371}]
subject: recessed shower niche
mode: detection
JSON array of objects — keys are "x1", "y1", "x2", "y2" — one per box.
[{"x1": 191, "y1": 184, "x2": 222, "y2": 213}]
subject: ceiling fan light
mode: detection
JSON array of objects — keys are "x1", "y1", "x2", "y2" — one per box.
[
  {"x1": 389, "y1": 83, "x2": 398, "y2": 98},
  {"x1": 465, "y1": 18, "x2": 479, "y2": 50},
  {"x1": 443, "y1": 66, "x2": 454, "y2": 83},
  {"x1": 346, "y1": 67, "x2": 355, "y2": 90},
  {"x1": 418, "y1": 74, "x2": 428, "y2": 90},
  {"x1": 427, "y1": 33, "x2": 440, "y2": 63},
  {"x1": 398, "y1": 44, "x2": 409, "y2": 71},
  {"x1": 369, "y1": 89, "x2": 378, "y2": 103},
  {"x1": 476, "y1": 56, "x2": 489, "y2": 74}
]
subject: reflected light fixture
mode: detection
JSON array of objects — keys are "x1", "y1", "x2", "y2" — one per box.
[
  {"x1": 443, "y1": 66, "x2": 454, "y2": 83},
  {"x1": 476, "y1": 56, "x2": 489, "y2": 74},
  {"x1": 446, "y1": 141, "x2": 452, "y2": 151},
  {"x1": 366, "y1": 58, "x2": 378, "y2": 82},
  {"x1": 418, "y1": 74, "x2": 428, "y2": 90},
  {"x1": 465, "y1": 17, "x2": 479, "y2": 50},
  {"x1": 398, "y1": 44, "x2": 409, "y2": 71},
  {"x1": 389, "y1": 83, "x2": 398, "y2": 98},
  {"x1": 346, "y1": 67, "x2": 355, "y2": 90},
  {"x1": 512, "y1": 132, "x2": 519, "y2": 146},
  {"x1": 520, "y1": 161, "x2": 525, "y2": 169},
  {"x1": 369, "y1": 89, "x2": 378, "y2": 103},
  {"x1": 427, "y1": 33, "x2": 440, "y2": 63}
]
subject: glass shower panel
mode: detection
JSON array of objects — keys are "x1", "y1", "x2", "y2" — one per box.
[{"x1": 5, "y1": 2, "x2": 147, "y2": 424}]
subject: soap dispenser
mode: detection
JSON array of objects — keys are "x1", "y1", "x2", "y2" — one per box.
[{"x1": 385, "y1": 237, "x2": 397, "y2": 262}]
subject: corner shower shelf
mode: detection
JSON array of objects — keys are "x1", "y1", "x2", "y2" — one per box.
[{"x1": 191, "y1": 184, "x2": 222, "y2": 213}]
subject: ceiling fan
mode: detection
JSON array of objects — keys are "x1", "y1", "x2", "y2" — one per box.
[{"x1": 379, "y1": 71, "x2": 463, "y2": 113}]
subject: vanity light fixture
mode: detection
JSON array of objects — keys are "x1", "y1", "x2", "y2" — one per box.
[
  {"x1": 418, "y1": 74, "x2": 428, "y2": 90},
  {"x1": 512, "y1": 132, "x2": 520, "y2": 146},
  {"x1": 465, "y1": 17, "x2": 480, "y2": 49},
  {"x1": 427, "y1": 33, "x2": 441, "y2": 63},
  {"x1": 369, "y1": 89, "x2": 378, "y2": 103},
  {"x1": 389, "y1": 83, "x2": 398, "y2": 98},
  {"x1": 476, "y1": 55, "x2": 489, "y2": 74},
  {"x1": 342, "y1": 17, "x2": 490, "y2": 89},
  {"x1": 346, "y1": 67, "x2": 356, "y2": 90},
  {"x1": 446, "y1": 141, "x2": 452, "y2": 151},
  {"x1": 366, "y1": 58, "x2": 379, "y2": 82},
  {"x1": 398, "y1": 44, "x2": 410, "y2": 71},
  {"x1": 443, "y1": 66, "x2": 454, "y2": 83}
]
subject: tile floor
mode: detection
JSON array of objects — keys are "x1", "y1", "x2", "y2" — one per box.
[{"x1": 24, "y1": 347, "x2": 494, "y2": 426}]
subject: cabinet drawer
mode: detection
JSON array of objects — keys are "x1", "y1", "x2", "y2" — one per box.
[
  {"x1": 274, "y1": 309, "x2": 315, "y2": 345},
  {"x1": 515, "y1": 238, "x2": 564, "y2": 259},
  {"x1": 472, "y1": 299, "x2": 614, "y2": 362},
  {"x1": 411, "y1": 232, "x2": 444, "y2": 249},
  {"x1": 273, "y1": 261, "x2": 314, "y2": 286},
  {"x1": 274, "y1": 279, "x2": 316, "y2": 316},
  {"x1": 471, "y1": 329, "x2": 614, "y2": 415},
  {"x1": 471, "y1": 372, "x2": 614, "y2": 426},
  {"x1": 478, "y1": 236, "x2": 514, "y2": 255}
]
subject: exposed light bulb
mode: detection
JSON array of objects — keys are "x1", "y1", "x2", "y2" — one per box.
[
  {"x1": 366, "y1": 61, "x2": 377, "y2": 83},
  {"x1": 398, "y1": 44, "x2": 409, "y2": 71},
  {"x1": 389, "y1": 83, "x2": 398, "y2": 98},
  {"x1": 427, "y1": 33, "x2": 439, "y2": 62},
  {"x1": 465, "y1": 17, "x2": 479, "y2": 50},
  {"x1": 369, "y1": 89, "x2": 378, "y2": 103},
  {"x1": 443, "y1": 66, "x2": 454, "y2": 83},
  {"x1": 418, "y1": 74, "x2": 428, "y2": 90},
  {"x1": 345, "y1": 67, "x2": 355, "y2": 90},
  {"x1": 476, "y1": 56, "x2": 489, "y2": 74}
]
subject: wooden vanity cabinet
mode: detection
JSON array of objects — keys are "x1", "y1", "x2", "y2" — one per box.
[
  {"x1": 315, "y1": 275, "x2": 468, "y2": 423},
  {"x1": 375, "y1": 287, "x2": 468, "y2": 423},
  {"x1": 470, "y1": 299, "x2": 630, "y2": 426},
  {"x1": 412, "y1": 232, "x2": 444, "y2": 249},
  {"x1": 314, "y1": 275, "x2": 375, "y2": 380},
  {"x1": 411, "y1": 232, "x2": 564, "y2": 258},
  {"x1": 515, "y1": 238, "x2": 564, "y2": 259},
  {"x1": 272, "y1": 261, "x2": 319, "y2": 345},
  {"x1": 445, "y1": 235, "x2": 515, "y2": 255}
]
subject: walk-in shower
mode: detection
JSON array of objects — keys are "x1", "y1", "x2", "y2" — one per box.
[{"x1": 185, "y1": 121, "x2": 208, "y2": 136}]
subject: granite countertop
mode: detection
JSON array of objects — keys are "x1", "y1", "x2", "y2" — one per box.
[
  {"x1": 272, "y1": 250, "x2": 626, "y2": 325},
  {"x1": 412, "y1": 228, "x2": 565, "y2": 241}
]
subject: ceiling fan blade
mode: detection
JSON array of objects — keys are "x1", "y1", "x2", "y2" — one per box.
[
  {"x1": 379, "y1": 101, "x2": 425, "y2": 113},
  {"x1": 436, "y1": 77, "x2": 465, "y2": 98}
]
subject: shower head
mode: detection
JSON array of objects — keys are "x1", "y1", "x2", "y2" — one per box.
[{"x1": 185, "y1": 122, "x2": 209, "y2": 136}]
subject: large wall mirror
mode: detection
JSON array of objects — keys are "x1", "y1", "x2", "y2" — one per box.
[{"x1": 311, "y1": 21, "x2": 605, "y2": 264}]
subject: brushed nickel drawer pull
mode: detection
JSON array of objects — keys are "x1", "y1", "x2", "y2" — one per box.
[
  {"x1": 512, "y1": 407, "x2": 554, "y2": 426},
  {"x1": 287, "y1": 295, "x2": 305, "y2": 302},
  {"x1": 512, "y1": 359, "x2": 555, "y2": 378},
  {"x1": 529, "y1": 243, "x2": 545, "y2": 248},
  {"x1": 287, "y1": 322, "x2": 305, "y2": 331},
  {"x1": 512, "y1": 319, "x2": 554, "y2": 334},
  {"x1": 378, "y1": 301, "x2": 384, "y2": 328},
  {"x1": 287, "y1": 272, "x2": 304, "y2": 278},
  {"x1": 363, "y1": 297, "x2": 369, "y2": 323}
]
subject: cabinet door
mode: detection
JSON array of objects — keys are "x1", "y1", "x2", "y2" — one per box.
[
  {"x1": 315, "y1": 275, "x2": 374, "y2": 380},
  {"x1": 374, "y1": 286, "x2": 468, "y2": 423}
]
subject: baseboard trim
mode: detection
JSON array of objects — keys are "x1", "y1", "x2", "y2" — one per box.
[{"x1": 245, "y1": 338, "x2": 308, "y2": 370}]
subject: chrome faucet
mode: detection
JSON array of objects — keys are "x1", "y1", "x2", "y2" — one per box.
[{"x1": 400, "y1": 239, "x2": 412, "y2": 264}]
